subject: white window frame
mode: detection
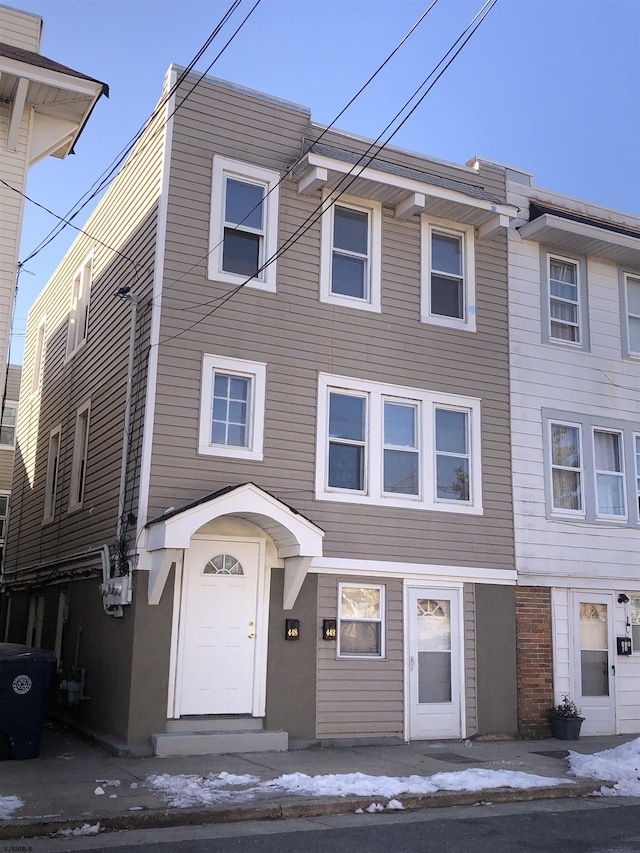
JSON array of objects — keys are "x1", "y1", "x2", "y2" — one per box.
[
  {"x1": 635, "y1": 433, "x2": 640, "y2": 518},
  {"x1": 631, "y1": 596, "x2": 640, "y2": 654},
  {"x1": 316, "y1": 373, "x2": 482, "y2": 514},
  {"x1": 198, "y1": 354, "x2": 266, "y2": 460},
  {"x1": 66, "y1": 254, "x2": 92, "y2": 358},
  {"x1": 30, "y1": 316, "x2": 46, "y2": 397},
  {"x1": 549, "y1": 420, "x2": 585, "y2": 517},
  {"x1": 44, "y1": 424, "x2": 62, "y2": 524},
  {"x1": 69, "y1": 399, "x2": 91, "y2": 511},
  {"x1": 623, "y1": 272, "x2": 640, "y2": 357},
  {"x1": 547, "y1": 254, "x2": 581, "y2": 344},
  {"x1": 320, "y1": 193, "x2": 382, "y2": 313},
  {"x1": 337, "y1": 583, "x2": 385, "y2": 659},
  {"x1": 592, "y1": 428, "x2": 626, "y2": 520},
  {"x1": 0, "y1": 402, "x2": 18, "y2": 449},
  {"x1": 421, "y1": 216, "x2": 476, "y2": 332},
  {"x1": 208, "y1": 156, "x2": 280, "y2": 293}
]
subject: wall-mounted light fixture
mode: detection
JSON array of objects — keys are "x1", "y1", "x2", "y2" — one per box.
[{"x1": 618, "y1": 593, "x2": 630, "y2": 604}]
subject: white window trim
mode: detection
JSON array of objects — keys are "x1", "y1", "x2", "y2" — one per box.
[
  {"x1": 43, "y1": 424, "x2": 62, "y2": 524},
  {"x1": 592, "y1": 428, "x2": 627, "y2": 521},
  {"x1": 421, "y1": 215, "x2": 476, "y2": 332},
  {"x1": 548, "y1": 420, "x2": 585, "y2": 517},
  {"x1": 30, "y1": 316, "x2": 46, "y2": 397},
  {"x1": 316, "y1": 373, "x2": 482, "y2": 514},
  {"x1": 0, "y1": 401, "x2": 18, "y2": 450},
  {"x1": 0, "y1": 491, "x2": 9, "y2": 544},
  {"x1": 198, "y1": 354, "x2": 266, "y2": 460},
  {"x1": 635, "y1": 433, "x2": 640, "y2": 518},
  {"x1": 547, "y1": 253, "x2": 581, "y2": 344},
  {"x1": 623, "y1": 271, "x2": 640, "y2": 358},
  {"x1": 69, "y1": 399, "x2": 91, "y2": 512},
  {"x1": 208, "y1": 156, "x2": 280, "y2": 293},
  {"x1": 66, "y1": 253, "x2": 93, "y2": 359},
  {"x1": 337, "y1": 582, "x2": 385, "y2": 659},
  {"x1": 320, "y1": 193, "x2": 382, "y2": 313}
]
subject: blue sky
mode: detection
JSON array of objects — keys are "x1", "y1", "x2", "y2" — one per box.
[{"x1": 9, "y1": 0, "x2": 640, "y2": 360}]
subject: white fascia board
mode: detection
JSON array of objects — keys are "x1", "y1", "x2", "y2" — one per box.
[
  {"x1": 309, "y1": 557, "x2": 516, "y2": 585},
  {"x1": 0, "y1": 56, "x2": 103, "y2": 98},
  {"x1": 519, "y1": 213, "x2": 640, "y2": 259},
  {"x1": 299, "y1": 151, "x2": 518, "y2": 220},
  {"x1": 519, "y1": 572, "x2": 640, "y2": 591}
]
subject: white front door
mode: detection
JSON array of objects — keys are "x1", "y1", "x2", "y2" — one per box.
[
  {"x1": 178, "y1": 537, "x2": 264, "y2": 716},
  {"x1": 408, "y1": 587, "x2": 463, "y2": 740},
  {"x1": 571, "y1": 592, "x2": 616, "y2": 735}
]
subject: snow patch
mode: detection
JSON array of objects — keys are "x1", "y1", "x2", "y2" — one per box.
[
  {"x1": 568, "y1": 737, "x2": 640, "y2": 797},
  {"x1": 0, "y1": 795, "x2": 23, "y2": 819},
  {"x1": 55, "y1": 822, "x2": 101, "y2": 837}
]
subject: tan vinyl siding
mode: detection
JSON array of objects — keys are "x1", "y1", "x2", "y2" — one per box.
[
  {"x1": 464, "y1": 583, "x2": 477, "y2": 735},
  {"x1": 145, "y1": 75, "x2": 514, "y2": 572},
  {"x1": 5, "y1": 95, "x2": 168, "y2": 575},
  {"x1": 316, "y1": 574, "x2": 403, "y2": 739}
]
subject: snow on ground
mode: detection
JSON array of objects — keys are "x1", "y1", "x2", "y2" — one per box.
[
  {"x1": 145, "y1": 768, "x2": 572, "y2": 809},
  {"x1": 0, "y1": 795, "x2": 24, "y2": 819},
  {"x1": 569, "y1": 737, "x2": 640, "y2": 797}
]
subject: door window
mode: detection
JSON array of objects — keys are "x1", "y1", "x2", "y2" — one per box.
[
  {"x1": 417, "y1": 598, "x2": 452, "y2": 703},
  {"x1": 579, "y1": 602, "x2": 609, "y2": 696}
]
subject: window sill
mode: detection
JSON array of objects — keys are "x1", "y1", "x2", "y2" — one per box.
[
  {"x1": 320, "y1": 292, "x2": 381, "y2": 313},
  {"x1": 421, "y1": 314, "x2": 476, "y2": 333},
  {"x1": 207, "y1": 269, "x2": 276, "y2": 294},
  {"x1": 198, "y1": 445, "x2": 264, "y2": 461},
  {"x1": 0, "y1": 445, "x2": 15, "y2": 451},
  {"x1": 315, "y1": 489, "x2": 482, "y2": 514}
]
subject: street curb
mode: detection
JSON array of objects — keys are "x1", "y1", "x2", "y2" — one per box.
[{"x1": 0, "y1": 780, "x2": 609, "y2": 841}]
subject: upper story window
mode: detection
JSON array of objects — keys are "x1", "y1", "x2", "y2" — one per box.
[
  {"x1": 623, "y1": 272, "x2": 640, "y2": 357},
  {"x1": 0, "y1": 493, "x2": 9, "y2": 544},
  {"x1": 541, "y1": 250, "x2": 589, "y2": 350},
  {"x1": 69, "y1": 400, "x2": 90, "y2": 511},
  {"x1": 547, "y1": 414, "x2": 638, "y2": 525},
  {"x1": 208, "y1": 156, "x2": 280, "y2": 293},
  {"x1": 30, "y1": 317, "x2": 46, "y2": 396},
  {"x1": 320, "y1": 195, "x2": 381, "y2": 312},
  {"x1": 0, "y1": 403, "x2": 17, "y2": 448},
  {"x1": 67, "y1": 255, "x2": 92, "y2": 358},
  {"x1": 43, "y1": 424, "x2": 61, "y2": 524},
  {"x1": 317, "y1": 373, "x2": 482, "y2": 514},
  {"x1": 631, "y1": 597, "x2": 640, "y2": 653},
  {"x1": 421, "y1": 217, "x2": 476, "y2": 332},
  {"x1": 198, "y1": 354, "x2": 266, "y2": 461}
]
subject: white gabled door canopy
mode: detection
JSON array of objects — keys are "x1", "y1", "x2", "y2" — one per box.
[{"x1": 143, "y1": 483, "x2": 324, "y2": 609}]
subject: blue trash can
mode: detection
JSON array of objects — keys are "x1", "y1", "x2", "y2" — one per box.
[{"x1": 0, "y1": 643, "x2": 57, "y2": 759}]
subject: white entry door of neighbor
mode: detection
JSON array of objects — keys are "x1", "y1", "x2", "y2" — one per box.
[
  {"x1": 408, "y1": 587, "x2": 462, "y2": 740},
  {"x1": 178, "y1": 537, "x2": 263, "y2": 716},
  {"x1": 571, "y1": 592, "x2": 616, "y2": 735}
]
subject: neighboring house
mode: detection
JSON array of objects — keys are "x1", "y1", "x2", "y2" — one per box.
[
  {"x1": 473, "y1": 157, "x2": 640, "y2": 737},
  {"x1": 0, "y1": 4, "x2": 107, "y2": 404},
  {"x1": 1, "y1": 69, "x2": 520, "y2": 755},
  {"x1": 0, "y1": 364, "x2": 20, "y2": 564}
]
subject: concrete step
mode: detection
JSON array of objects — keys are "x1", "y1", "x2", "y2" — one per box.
[
  {"x1": 152, "y1": 729, "x2": 288, "y2": 757},
  {"x1": 166, "y1": 716, "x2": 263, "y2": 733}
]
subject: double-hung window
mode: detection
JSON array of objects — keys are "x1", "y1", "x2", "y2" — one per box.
[
  {"x1": 549, "y1": 256, "x2": 580, "y2": 342},
  {"x1": 320, "y1": 195, "x2": 381, "y2": 312},
  {"x1": 421, "y1": 217, "x2": 475, "y2": 331},
  {"x1": 44, "y1": 425, "x2": 62, "y2": 523},
  {"x1": 198, "y1": 354, "x2": 266, "y2": 460},
  {"x1": 550, "y1": 422, "x2": 583, "y2": 513},
  {"x1": 69, "y1": 401, "x2": 90, "y2": 510},
  {"x1": 317, "y1": 374, "x2": 482, "y2": 513},
  {"x1": 624, "y1": 273, "x2": 640, "y2": 356},
  {"x1": 0, "y1": 403, "x2": 17, "y2": 448},
  {"x1": 0, "y1": 493, "x2": 9, "y2": 545},
  {"x1": 635, "y1": 435, "x2": 640, "y2": 515},
  {"x1": 67, "y1": 255, "x2": 92, "y2": 357},
  {"x1": 208, "y1": 156, "x2": 280, "y2": 292},
  {"x1": 31, "y1": 317, "x2": 46, "y2": 396},
  {"x1": 593, "y1": 429, "x2": 626, "y2": 518},
  {"x1": 338, "y1": 584, "x2": 384, "y2": 658}
]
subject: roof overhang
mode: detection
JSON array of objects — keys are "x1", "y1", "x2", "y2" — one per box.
[
  {"x1": 142, "y1": 483, "x2": 324, "y2": 609},
  {"x1": 519, "y1": 213, "x2": 640, "y2": 268},
  {"x1": 294, "y1": 150, "x2": 517, "y2": 238},
  {"x1": 0, "y1": 53, "x2": 107, "y2": 162}
]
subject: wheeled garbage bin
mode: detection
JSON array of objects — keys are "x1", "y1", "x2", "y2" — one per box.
[{"x1": 0, "y1": 643, "x2": 57, "y2": 759}]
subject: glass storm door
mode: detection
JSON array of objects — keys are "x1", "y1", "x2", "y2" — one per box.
[
  {"x1": 408, "y1": 587, "x2": 462, "y2": 739},
  {"x1": 572, "y1": 593, "x2": 615, "y2": 735}
]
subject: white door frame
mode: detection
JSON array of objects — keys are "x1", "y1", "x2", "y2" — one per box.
[
  {"x1": 172, "y1": 534, "x2": 270, "y2": 719},
  {"x1": 403, "y1": 583, "x2": 465, "y2": 741},
  {"x1": 570, "y1": 590, "x2": 617, "y2": 735}
]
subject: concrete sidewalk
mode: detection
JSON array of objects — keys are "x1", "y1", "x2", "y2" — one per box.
[{"x1": 0, "y1": 727, "x2": 631, "y2": 841}]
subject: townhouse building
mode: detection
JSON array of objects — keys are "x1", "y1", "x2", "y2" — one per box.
[{"x1": 1, "y1": 70, "x2": 520, "y2": 754}]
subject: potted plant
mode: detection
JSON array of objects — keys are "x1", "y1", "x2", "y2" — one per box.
[{"x1": 551, "y1": 695, "x2": 584, "y2": 740}]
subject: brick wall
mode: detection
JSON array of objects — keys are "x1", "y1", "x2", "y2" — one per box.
[{"x1": 515, "y1": 587, "x2": 554, "y2": 737}]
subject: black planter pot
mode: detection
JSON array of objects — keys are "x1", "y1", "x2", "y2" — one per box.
[{"x1": 552, "y1": 715, "x2": 584, "y2": 740}]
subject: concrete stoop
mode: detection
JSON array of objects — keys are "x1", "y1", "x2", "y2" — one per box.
[{"x1": 153, "y1": 717, "x2": 288, "y2": 756}]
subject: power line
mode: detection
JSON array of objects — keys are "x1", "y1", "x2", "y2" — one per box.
[
  {"x1": 159, "y1": 0, "x2": 498, "y2": 344},
  {"x1": 20, "y1": 0, "x2": 256, "y2": 267},
  {"x1": 153, "y1": 0, "x2": 440, "y2": 306}
]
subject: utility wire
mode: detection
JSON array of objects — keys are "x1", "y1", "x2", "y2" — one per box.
[
  {"x1": 160, "y1": 0, "x2": 497, "y2": 343},
  {"x1": 21, "y1": 0, "x2": 253, "y2": 266}
]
